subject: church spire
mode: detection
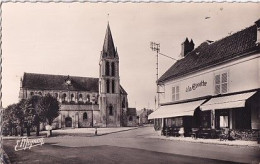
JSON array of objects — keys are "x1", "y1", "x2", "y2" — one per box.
[{"x1": 102, "y1": 23, "x2": 117, "y2": 58}]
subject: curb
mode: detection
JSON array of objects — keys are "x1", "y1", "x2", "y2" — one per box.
[
  {"x1": 149, "y1": 135, "x2": 260, "y2": 148},
  {"x1": 98, "y1": 127, "x2": 139, "y2": 136}
]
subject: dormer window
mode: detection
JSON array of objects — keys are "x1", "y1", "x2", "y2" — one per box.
[{"x1": 65, "y1": 75, "x2": 72, "y2": 86}]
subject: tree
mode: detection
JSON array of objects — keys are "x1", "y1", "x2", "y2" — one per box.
[
  {"x1": 15, "y1": 99, "x2": 28, "y2": 136},
  {"x1": 27, "y1": 95, "x2": 43, "y2": 136},
  {"x1": 39, "y1": 94, "x2": 60, "y2": 136},
  {"x1": 3, "y1": 104, "x2": 17, "y2": 136}
]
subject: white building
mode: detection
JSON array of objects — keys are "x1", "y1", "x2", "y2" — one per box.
[{"x1": 149, "y1": 19, "x2": 260, "y2": 137}]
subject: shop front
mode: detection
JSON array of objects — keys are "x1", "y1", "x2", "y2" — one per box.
[
  {"x1": 199, "y1": 91, "x2": 260, "y2": 140},
  {"x1": 148, "y1": 100, "x2": 206, "y2": 136}
]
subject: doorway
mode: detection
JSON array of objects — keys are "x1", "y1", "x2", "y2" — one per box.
[{"x1": 65, "y1": 117, "x2": 72, "y2": 127}]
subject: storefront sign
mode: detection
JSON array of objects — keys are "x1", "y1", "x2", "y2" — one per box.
[{"x1": 186, "y1": 80, "x2": 207, "y2": 92}]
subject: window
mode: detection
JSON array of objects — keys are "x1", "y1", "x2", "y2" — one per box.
[
  {"x1": 62, "y1": 93, "x2": 67, "y2": 102},
  {"x1": 86, "y1": 94, "x2": 90, "y2": 102},
  {"x1": 30, "y1": 92, "x2": 34, "y2": 96},
  {"x1": 112, "y1": 80, "x2": 115, "y2": 93},
  {"x1": 79, "y1": 94, "x2": 83, "y2": 102},
  {"x1": 38, "y1": 92, "x2": 42, "y2": 96},
  {"x1": 111, "y1": 62, "x2": 115, "y2": 76},
  {"x1": 215, "y1": 72, "x2": 228, "y2": 94},
  {"x1": 106, "y1": 80, "x2": 110, "y2": 93},
  {"x1": 172, "y1": 86, "x2": 180, "y2": 101},
  {"x1": 129, "y1": 116, "x2": 133, "y2": 121},
  {"x1": 122, "y1": 97, "x2": 126, "y2": 108},
  {"x1": 83, "y1": 112, "x2": 88, "y2": 120},
  {"x1": 109, "y1": 105, "x2": 113, "y2": 115},
  {"x1": 105, "y1": 61, "x2": 110, "y2": 76},
  {"x1": 71, "y1": 94, "x2": 74, "y2": 101},
  {"x1": 220, "y1": 116, "x2": 229, "y2": 128},
  {"x1": 54, "y1": 93, "x2": 58, "y2": 99}
]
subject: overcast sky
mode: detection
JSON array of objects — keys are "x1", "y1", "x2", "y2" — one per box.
[{"x1": 2, "y1": 3, "x2": 260, "y2": 109}]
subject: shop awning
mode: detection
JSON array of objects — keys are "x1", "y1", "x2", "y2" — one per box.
[
  {"x1": 148, "y1": 100, "x2": 206, "y2": 119},
  {"x1": 200, "y1": 91, "x2": 256, "y2": 111}
]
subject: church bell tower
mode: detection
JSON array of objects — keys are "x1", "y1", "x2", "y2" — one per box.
[{"x1": 99, "y1": 23, "x2": 121, "y2": 127}]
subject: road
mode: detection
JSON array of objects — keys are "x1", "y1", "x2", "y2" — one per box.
[{"x1": 3, "y1": 126, "x2": 260, "y2": 164}]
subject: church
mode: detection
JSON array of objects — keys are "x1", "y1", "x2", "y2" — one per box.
[{"x1": 19, "y1": 23, "x2": 137, "y2": 128}]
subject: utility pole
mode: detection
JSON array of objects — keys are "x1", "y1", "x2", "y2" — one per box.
[
  {"x1": 150, "y1": 42, "x2": 160, "y2": 110},
  {"x1": 150, "y1": 42, "x2": 177, "y2": 110}
]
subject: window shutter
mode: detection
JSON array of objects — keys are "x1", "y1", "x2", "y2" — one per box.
[
  {"x1": 221, "y1": 73, "x2": 228, "y2": 93},
  {"x1": 215, "y1": 75, "x2": 220, "y2": 94},
  {"x1": 172, "y1": 87, "x2": 176, "y2": 101},
  {"x1": 176, "y1": 86, "x2": 180, "y2": 100}
]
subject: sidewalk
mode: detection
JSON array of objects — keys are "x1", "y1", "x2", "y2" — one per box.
[
  {"x1": 52, "y1": 127, "x2": 138, "y2": 137},
  {"x1": 2, "y1": 127, "x2": 138, "y2": 139},
  {"x1": 146, "y1": 131, "x2": 260, "y2": 147}
]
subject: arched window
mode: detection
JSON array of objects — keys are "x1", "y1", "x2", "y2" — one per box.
[
  {"x1": 105, "y1": 61, "x2": 110, "y2": 76},
  {"x1": 83, "y1": 112, "x2": 88, "y2": 120},
  {"x1": 79, "y1": 94, "x2": 83, "y2": 102},
  {"x1": 106, "y1": 80, "x2": 110, "y2": 93},
  {"x1": 62, "y1": 93, "x2": 67, "y2": 102},
  {"x1": 111, "y1": 80, "x2": 115, "y2": 93},
  {"x1": 71, "y1": 94, "x2": 74, "y2": 101},
  {"x1": 122, "y1": 97, "x2": 126, "y2": 108},
  {"x1": 109, "y1": 105, "x2": 113, "y2": 116},
  {"x1": 111, "y1": 62, "x2": 115, "y2": 76},
  {"x1": 86, "y1": 94, "x2": 90, "y2": 102}
]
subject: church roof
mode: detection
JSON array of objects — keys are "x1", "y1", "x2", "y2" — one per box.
[
  {"x1": 120, "y1": 85, "x2": 128, "y2": 95},
  {"x1": 102, "y1": 23, "x2": 117, "y2": 58},
  {"x1": 22, "y1": 73, "x2": 127, "y2": 94},
  {"x1": 158, "y1": 23, "x2": 260, "y2": 83},
  {"x1": 22, "y1": 73, "x2": 99, "y2": 92}
]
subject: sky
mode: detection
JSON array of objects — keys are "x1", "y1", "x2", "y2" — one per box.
[{"x1": 2, "y1": 3, "x2": 260, "y2": 110}]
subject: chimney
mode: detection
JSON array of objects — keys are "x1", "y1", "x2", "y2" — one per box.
[
  {"x1": 255, "y1": 19, "x2": 260, "y2": 44},
  {"x1": 180, "y1": 38, "x2": 195, "y2": 58}
]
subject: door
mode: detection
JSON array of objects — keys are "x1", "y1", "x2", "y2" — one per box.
[{"x1": 65, "y1": 117, "x2": 72, "y2": 127}]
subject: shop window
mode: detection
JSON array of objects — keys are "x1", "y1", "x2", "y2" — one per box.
[
  {"x1": 109, "y1": 105, "x2": 113, "y2": 115},
  {"x1": 105, "y1": 61, "x2": 110, "y2": 76},
  {"x1": 111, "y1": 62, "x2": 115, "y2": 76},
  {"x1": 106, "y1": 80, "x2": 110, "y2": 93},
  {"x1": 220, "y1": 116, "x2": 229, "y2": 128},
  {"x1": 112, "y1": 80, "x2": 115, "y2": 93},
  {"x1": 215, "y1": 109, "x2": 229, "y2": 129},
  {"x1": 215, "y1": 72, "x2": 228, "y2": 94},
  {"x1": 172, "y1": 86, "x2": 180, "y2": 101},
  {"x1": 83, "y1": 112, "x2": 88, "y2": 120},
  {"x1": 200, "y1": 111, "x2": 211, "y2": 128}
]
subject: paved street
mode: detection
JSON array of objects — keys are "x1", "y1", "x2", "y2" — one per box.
[{"x1": 3, "y1": 126, "x2": 260, "y2": 164}]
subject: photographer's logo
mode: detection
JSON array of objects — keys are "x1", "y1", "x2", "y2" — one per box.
[{"x1": 15, "y1": 137, "x2": 44, "y2": 151}]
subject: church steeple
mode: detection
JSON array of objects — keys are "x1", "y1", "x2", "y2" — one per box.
[
  {"x1": 99, "y1": 22, "x2": 121, "y2": 127},
  {"x1": 102, "y1": 23, "x2": 117, "y2": 58}
]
